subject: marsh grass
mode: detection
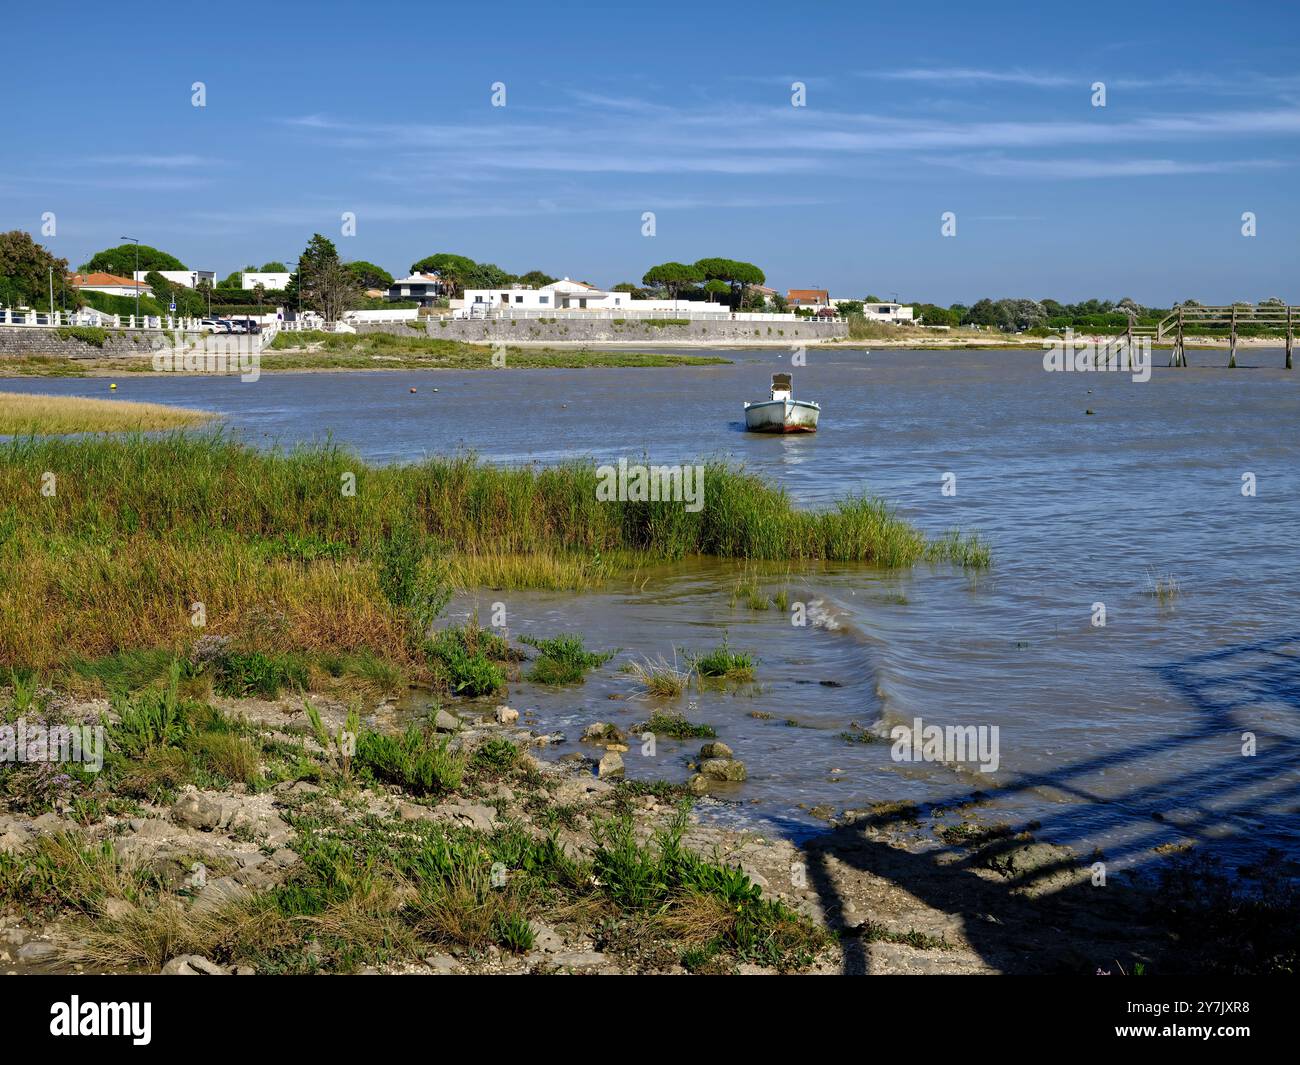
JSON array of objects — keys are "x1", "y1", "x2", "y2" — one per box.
[
  {"x1": 632, "y1": 712, "x2": 716, "y2": 740},
  {"x1": 426, "y1": 623, "x2": 512, "y2": 697},
  {"x1": 692, "y1": 637, "x2": 754, "y2": 682},
  {"x1": 626, "y1": 655, "x2": 693, "y2": 698},
  {"x1": 522, "y1": 633, "x2": 614, "y2": 685},
  {"x1": 0, "y1": 391, "x2": 213, "y2": 435},
  {"x1": 1146, "y1": 570, "x2": 1182, "y2": 604},
  {"x1": 0, "y1": 435, "x2": 986, "y2": 675}
]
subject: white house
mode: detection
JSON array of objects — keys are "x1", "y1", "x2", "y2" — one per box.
[
  {"x1": 241, "y1": 271, "x2": 292, "y2": 291},
  {"x1": 460, "y1": 277, "x2": 721, "y2": 317},
  {"x1": 133, "y1": 270, "x2": 216, "y2": 289},
  {"x1": 462, "y1": 278, "x2": 620, "y2": 312},
  {"x1": 859, "y1": 301, "x2": 914, "y2": 323},
  {"x1": 73, "y1": 272, "x2": 152, "y2": 297},
  {"x1": 386, "y1": 272, "x2": 444, "y2": 305}
]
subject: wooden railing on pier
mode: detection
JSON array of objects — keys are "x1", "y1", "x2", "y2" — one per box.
[{"x1": 1127, "y1": 304, "x2": 1296, "y2": 369}]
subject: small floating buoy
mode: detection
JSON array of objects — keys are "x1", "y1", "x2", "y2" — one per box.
[
  {"x1": 410, "y1": 387, "x2": 417, "y2": 393},
  {"x1": 431, "y1": 388, "x2": 438, "y2": 393},
  {"x1": 1085, "y1": 409, "x2": 1095, "y2": 415},
  {"x1": 109, "y1": 383, "x2": 117, "y2": 390}
]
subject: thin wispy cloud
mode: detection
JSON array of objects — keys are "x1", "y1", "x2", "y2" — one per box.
[
  {"x1": 88, "y1": 154, "x2": 217, "y2": 169},
  {"x1": 868, "y1": 67, "x2": 1075, "y2": 88},
  {"x1": 865, "y1": 67, "x2": 1300, "y2": 96},
  {"x1": 285, "y1": 103, "x2": 1300, "y2": 159},
  {"x1": 935, "y1": 155, "x2": 1286, "y2": 178},
  {"x1": 187, "y1": 190, "x2": 827, "y2": 232}
]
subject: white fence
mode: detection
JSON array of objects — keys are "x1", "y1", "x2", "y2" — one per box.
[
  {"x1": 0, "y1": 309, "x2": 284, "y2": 331},
  {"x1": 0, "y1": 308, "x2": 212, "y2": 330},
  {"x1": 276, "y1": 319, "x2": 355, "y2": 334}
]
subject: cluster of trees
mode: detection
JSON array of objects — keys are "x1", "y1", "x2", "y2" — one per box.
[
  {"x1": 0, "y1": 230, "x2": 69, "y2": 310},
  {"x1": 901, "y1": 297, "x2": 1156, "y2": 331},
  {"x1": 408, "y1": 253, "x2": 555, "y2": 297},
  {"x1": 81, "y1": 243, "x2": 184, "y2": 278},
  {"x1": 896, "y1": 297, "x2": 1294, "y2": 332},
  {"x1": 640, "y1": 259, "x2": 766, "y2": 311},
  {"x1": 285, "y1": 234, "x2": 363, "y2": 321}
]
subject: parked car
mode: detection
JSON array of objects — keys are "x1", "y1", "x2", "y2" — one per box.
[
  {"x1": 200, "y1": 318, "x2": 234, "y2": 333},
  {"x1": 229, "y1": 317, "x2": 261, "y2": 334}
]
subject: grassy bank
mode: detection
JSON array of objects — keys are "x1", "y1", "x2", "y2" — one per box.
[
  {"x1": 0, "y1": 333, "x2": 728, "y2": 377},
  {"x1": 0, "y1": 434, "x2": 986, "y2": 677},
  {"x1": 265, "y1": 331, "x2": 729, "y2": 369},
  {"x1": 0, "y1": 392, "x2": 214, "y2": 434}
]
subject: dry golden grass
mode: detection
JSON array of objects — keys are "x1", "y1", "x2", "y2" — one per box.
[
  {"x1": 0, "y1": 391, "x2": 213, "y2": 434},
  {"x1": 439, "y1": 550, "x2": 622, "y2": 591},
  {"x1": 1, "y1": 532, "x2": 418, "y2": 672},
  {"x1": 71, "y1": 896, "x2": 297, "y2": 972}
]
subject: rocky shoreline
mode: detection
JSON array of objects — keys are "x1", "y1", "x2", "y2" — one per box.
[{"x1": 2, "y1": 690, "x2": 1294, "y2": 976}]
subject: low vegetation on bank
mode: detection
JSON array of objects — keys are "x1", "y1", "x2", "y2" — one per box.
[
  {"x1": 0, "y1": 392, "x2": 213, "y2": 435},
  {"x1": 266, "y1": 331, "x2": 729, "y2": 369},
  {"x1": 0, "y1": 434, "x2": 987, "y2": 678},
  {"x1": 0, "y1": 679, "x2": 826, "y2": 975},
  {"x1": 0, "y1": 334, "x2": 729, "y2": 378}
]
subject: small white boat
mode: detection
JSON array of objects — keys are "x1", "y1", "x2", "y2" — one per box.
[{"x1": 744, "y1": 372, "x2": 820, "y2": 433}]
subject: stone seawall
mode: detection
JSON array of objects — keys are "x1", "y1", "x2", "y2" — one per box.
[
  {"x1": 356, "y1": 317, "x2": 847, "y2": 344},
  {"x1": 0, "y1": 327, "x2": 170, "y2": 359}
]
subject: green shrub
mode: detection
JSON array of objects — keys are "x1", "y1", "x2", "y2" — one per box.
[
  {"x1": 55, "y1": 326, "x2": 108, "y2": 347},
  {"x1": 355, "y1": 726, "x2": 465, "y2": 794},
  {"x1": 427, "y1": 626, "x2": 507, "y2": 697},
  {"x1": 214, "y1": 651, "x2": 309, "y2": 699}
]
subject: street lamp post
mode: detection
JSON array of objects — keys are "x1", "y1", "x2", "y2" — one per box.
[
  {"x1": 288, "y1": 259, "x2": 304, "y2": 321},
  {"x1": 121, "y1": 236, "x2": 140, "y2": 323}
]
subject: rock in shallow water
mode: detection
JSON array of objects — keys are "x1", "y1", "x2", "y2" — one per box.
[{"x1": 699, "y1": 758, "x2": 747, "y2": 782}]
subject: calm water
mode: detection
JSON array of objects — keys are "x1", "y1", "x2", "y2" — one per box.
[{"x1": 12, "y1": 347, "x2": 1300, "y2": 873}]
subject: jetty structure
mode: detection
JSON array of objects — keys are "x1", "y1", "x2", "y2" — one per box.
[{"x1": 1130, "y1": 304, "x2": 1297, "y2": 369}]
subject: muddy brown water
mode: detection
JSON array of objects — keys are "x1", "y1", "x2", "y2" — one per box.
[{"x1": 8, "y1": 346, "x2": 1299, "y2": 875}]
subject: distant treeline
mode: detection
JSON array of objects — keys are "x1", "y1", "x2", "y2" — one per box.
[{"x1": 908, "y1": 297, "x2": 1292, "y2": 333}]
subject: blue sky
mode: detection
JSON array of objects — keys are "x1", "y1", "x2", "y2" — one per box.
[{"x1": 4, "y1": 0, "x2": 1298, "y2": 304}]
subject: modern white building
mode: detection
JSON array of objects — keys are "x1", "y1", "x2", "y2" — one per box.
[
  {"x1": 859, "y1": 301, "x2": 914, "y2": 323},
  {"x1": 463, "y1": 277, "x2": 620, "y2": 311},
  {"x1": 385, "y1": 272, "x2": 444, "y2": 305},
  {"x1": 241, "y1": 271, "x2": 293, "y2": 291},
  {"x1": 132, "y1": 270, "x2": 216, "y2": 289},
  {"x1": 460, "y1": 277, "x2": 721, "y2": 316}
]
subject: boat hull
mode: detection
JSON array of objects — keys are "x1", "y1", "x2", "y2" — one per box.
[{"x1": 744, "y1": 399, "x2": 820, "y2": 433}]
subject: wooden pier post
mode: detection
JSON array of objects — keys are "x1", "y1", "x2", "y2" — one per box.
[
  {"x1": 1228, "y1": 306, "x2": 1237, "y2": 368},
  {"x1": 1176, "y1": 306, "x2": 1185, "y2": 367},
  {"x1": 1287, "y1": 307, "x2": 1294, "y2": 370}
]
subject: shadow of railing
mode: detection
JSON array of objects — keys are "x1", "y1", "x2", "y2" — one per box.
[{"x1": 784, "y1": 632, "x2": 1300, "y2": 973}]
